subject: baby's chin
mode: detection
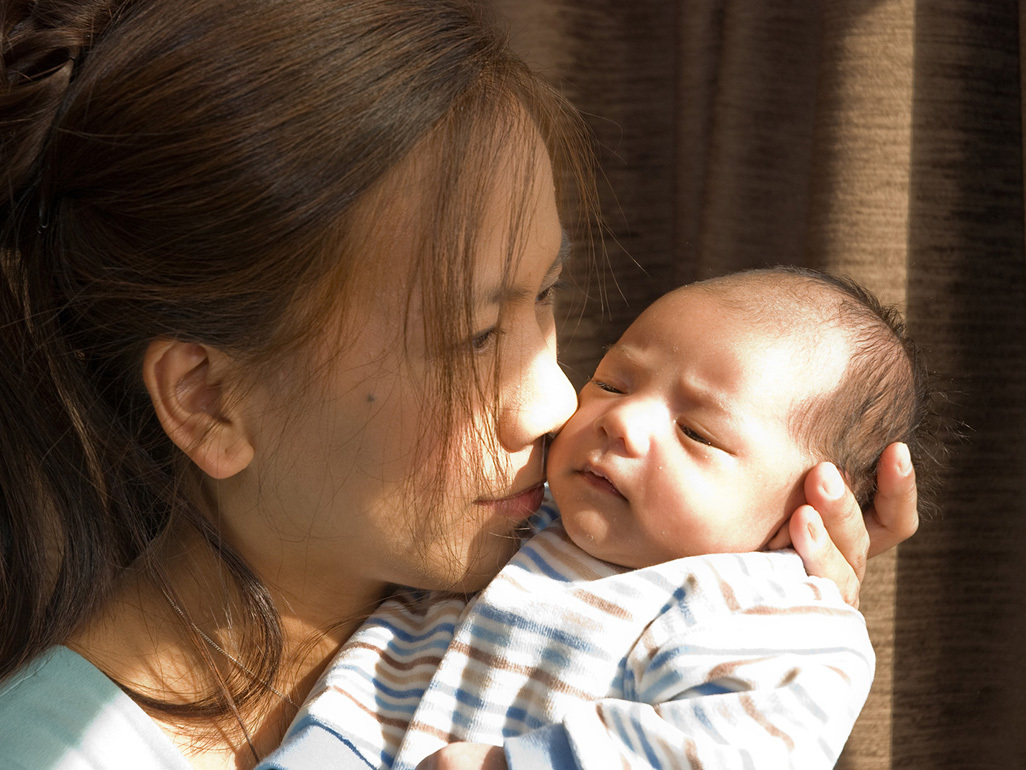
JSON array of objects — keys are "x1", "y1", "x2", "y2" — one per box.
[
  {"x1": 554, "y1": 495, "x2": 717, "y2": 569},
  {"x1": 555, "y1": 502, "x2": 651, "y2": 569}
]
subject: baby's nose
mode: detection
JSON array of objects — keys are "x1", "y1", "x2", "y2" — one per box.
[{"x1": 599, "y1": 397, "x2": 665, "y2": 456}]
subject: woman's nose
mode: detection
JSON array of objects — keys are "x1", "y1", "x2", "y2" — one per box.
[
  {"x1": 497, "y1": 343, "x2": 577, "y2": 452},
  {"x1": 596, "y1": 397, "x2": 661, "y2": 456}
]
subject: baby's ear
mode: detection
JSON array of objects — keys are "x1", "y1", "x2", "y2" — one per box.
[{"x1": 142, "y1": 339, "x2": 255, "y2": 479}]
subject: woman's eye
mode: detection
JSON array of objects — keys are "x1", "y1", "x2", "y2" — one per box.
[
  {"x1": 470, "y1": 326, "x2": 498, "y2": 353},
  {"x1": 679, "y1": 424, "x2": 713, "y2": 446},
  {"x1": 536, "y1": 279, "x2": 564, "y2": 305}
]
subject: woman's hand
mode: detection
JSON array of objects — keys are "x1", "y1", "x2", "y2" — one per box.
[
  {"x1": 416, "y1": 742, "x2": 508, "y2": 770},
  {"x1": 790, "y1": 442, "x2": 918, "y2": 608}
]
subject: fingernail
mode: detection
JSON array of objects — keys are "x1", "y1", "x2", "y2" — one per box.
[
  {"x1": 807, "y1": 518, "x2": 823, "y2": 544},
  {"x1": 896, "y1": 442, "x2": 912, "y2": 475},
  {"x1": 821, "y1": 464, "x2": 844, "y2": 500}
]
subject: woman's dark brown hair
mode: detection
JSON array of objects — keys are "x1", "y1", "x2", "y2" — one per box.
[{"x1": 0, "y1": 0, "x2": 595, "y2": 740}]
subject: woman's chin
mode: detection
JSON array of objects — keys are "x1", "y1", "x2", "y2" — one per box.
[{"x1": 442, "y1": 538, "x2": 523, "y2": 593}]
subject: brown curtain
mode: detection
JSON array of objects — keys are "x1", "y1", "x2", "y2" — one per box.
[{"x1": 492, "y1": 0, "x2": 1026, "y2": 767}]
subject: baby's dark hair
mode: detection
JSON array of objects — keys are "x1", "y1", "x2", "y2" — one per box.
[{"x1": 698, "y1": 266, "x2": 941, "y2": 516}]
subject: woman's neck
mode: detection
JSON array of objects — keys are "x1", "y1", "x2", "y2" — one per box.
[{"x1": 67, "y1": 523, "x2": 388, "y2": 769}]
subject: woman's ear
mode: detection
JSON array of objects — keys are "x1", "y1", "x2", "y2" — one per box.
[{"x1": 143, "y1": 339, "x2": 255, "y2": 479}]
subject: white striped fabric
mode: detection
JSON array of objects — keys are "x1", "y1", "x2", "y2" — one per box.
[{"x1": 270, "y1": 496, "x2": 874, "y2": 770}]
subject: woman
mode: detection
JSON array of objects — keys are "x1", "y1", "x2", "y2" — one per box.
[{"x1": 0, "y1": 0, "x2": 917, "y2": 767}]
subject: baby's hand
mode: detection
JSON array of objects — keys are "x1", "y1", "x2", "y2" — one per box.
[{"x1": 416, "y1": 742, "x2": 508, "y2": 770}]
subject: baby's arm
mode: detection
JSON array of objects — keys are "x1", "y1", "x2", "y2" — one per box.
[
  {"x1": 418, "y1": 553, "x2": 874, "y2": 770},
  {"x1": 551, "y1": 554, "x2": 874, "y2": 769}
]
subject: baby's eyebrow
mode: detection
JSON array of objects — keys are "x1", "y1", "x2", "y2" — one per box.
[
  {"x1": 595, "y1": 343, "x2": 656, "y2": 383},
  {"x1": 675, "y1": 373, "x2": 732, "y2": 415},
  {"x1": 599, "y1": 340, "x2": 634, "y2": 364}
]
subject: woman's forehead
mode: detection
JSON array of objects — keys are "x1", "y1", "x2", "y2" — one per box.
[{"x1": 351, "y1": 115, "x2": 553, "y2": 278}]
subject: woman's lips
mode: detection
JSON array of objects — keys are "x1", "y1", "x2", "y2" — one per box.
[{"x1": 474, "y1": 482, "x2": 545, "y2": 520}]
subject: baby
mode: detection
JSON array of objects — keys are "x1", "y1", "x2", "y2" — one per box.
[{"x1": 259, "y1": 266, "x2": 933, "y2": 770}]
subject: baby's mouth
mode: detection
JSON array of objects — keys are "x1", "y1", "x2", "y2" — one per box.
[{"x1": 580, "y1": 462, "x2": 627, "y2": 501}]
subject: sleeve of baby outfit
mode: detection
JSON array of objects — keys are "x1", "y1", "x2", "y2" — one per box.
[
  {"x1": 256, "y1": 722, "x2": 375, "y2": 770},
  {"x1": 508, "y1": 552, "x2": 875, "y2": 770}
]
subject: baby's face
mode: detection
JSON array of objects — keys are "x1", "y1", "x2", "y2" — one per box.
[{"x1": 546, "y1": 284, "x2": 849, "y2": 568}]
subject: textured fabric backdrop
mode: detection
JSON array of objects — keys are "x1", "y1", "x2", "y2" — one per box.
[{"x1": 491, "y1": 1, "x2": 1026, "y2": 767}]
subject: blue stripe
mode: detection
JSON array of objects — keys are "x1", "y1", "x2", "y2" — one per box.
[
  {"x1": 365, "y1": 618, "x2": 457, "y2": 646},
  {"x1": 685, "y1": 680, "x2": 741, "y2": 697},
  {"x1": 425, "y1": 681, "x2": 549, "y2": 734},
  {"x1": 500, "y1": 705, "x2": 548, "y2": 733},
  {"x1": 652, "y1": 642, "x2": 863, "y2": 665},
  {"x1": 365, "y1": 684, "x2": 425, "y2": 711},
  {"x1": 329, "y1": 665, "x2": 426, "y2": 707},
  {"x1": 472, "y1": 603, "x2": 597, "y2": 656},
  {"x1": 691, "y1": 702, "x2": 728, "y2": 743},
  {"x1": 520, "y1": 545, "x2": 573, "y2": 581},
  {"x1": 659, "y1": 584, "x2": 694, "y2": 625},
  {"x1": 608, "y1": 706, "x2": 660, "y2": 767},
  {"x1": 264, "y1": 718, "x2": 381, "y2": 770},
  {"x1": 789, "y1": 680, "x2": 829, "y2": 723}
]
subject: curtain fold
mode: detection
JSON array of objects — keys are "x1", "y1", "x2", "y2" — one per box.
[
  {"x1": 807, "y1": 8, "x2": 915, "y2": 764},
  {"x1": 896, "y1": 1, "x2": 1026, "y2": 765},
  {"x1": 494, "y1": 1, "x2": 1026, "y2": 766}
]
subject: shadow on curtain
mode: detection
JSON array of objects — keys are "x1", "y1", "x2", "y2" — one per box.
[{"x1": 492, "y1": 0, "x2": 1026, "y2": 766}]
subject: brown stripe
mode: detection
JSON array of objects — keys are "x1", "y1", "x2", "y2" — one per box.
[
  {"x1": 570, "y1": 587, "x2": 634, "y2": 620},
  {"x1": 827, "y1": 664, "x2": 852, "y2": 684},
  {"x1": 536, "y1": 526, "x2": 618, "y2": 580},
  {"x1": 448, "y1": 639, "x2": 595, "y2": 700},
  {"x1": 740, "y1": 693, "x2": 795, "y2": 750},
  {"x1": 346, "y1": 641, "x2": 444, "y2": 675},
  {"x1": 707, "y1": 657, "x2": 770, "y2": 679},
  {"x1": 707, "y1": 565, "x2": 741, "y2": 611},
  {"x1": 740, "y1": 604, "x2": 857, "y2": 618},
  {"x1": 329, "y1": 684, "x2": 414, "y2": 733},
  {"x1": 406, "y1": 718, "x2": 461, "y2": 744},
  {"x1": 684, "y1": 737, "x2": 705, "y2": 770},
  {"x1": 496, "y1": 567, "x2": 631, "y2": 625},
  {"x1": 779, "y1": 667, "x2": 800, "y2": 687},
  {"x1": 639, "y1": 630, "x2": 661, "y2": 663}
]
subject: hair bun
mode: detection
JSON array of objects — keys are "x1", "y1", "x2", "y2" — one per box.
[{"x1": 1, "y1": 2, "x2": 112, "y2": 210}]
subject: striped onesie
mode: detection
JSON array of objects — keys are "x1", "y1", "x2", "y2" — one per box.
[{"x1": 259, "y1": 497, "x2": 874, "y2": 770}]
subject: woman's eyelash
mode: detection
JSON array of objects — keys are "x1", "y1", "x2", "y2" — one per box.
[
  {"x1": 470, "y1": 326, "x2": 498, "y2": 352},
  {"x1": 537, "y1": 279, "x2": 565, "y2": 304},
  {"x1": 468, "y1": 279, "x2": 562, "y2": 352}
]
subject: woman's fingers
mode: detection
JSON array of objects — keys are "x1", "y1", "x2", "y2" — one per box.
[
  {"x1": 790, "y1": 504, "x2": 861, "y2": 609},
  {"x1": 864, "y1": 442, "x2": 919, "y2": 558},
  {"x1": 792, "y1": 444, "x2": 920, "y2": 609},
  {"x1": 803, "y1": 461, "x2": 870, "y2": 584}
]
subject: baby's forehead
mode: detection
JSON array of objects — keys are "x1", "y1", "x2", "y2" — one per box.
[
  {"x1": 644, "y1": 273, "x2": 841, "y2": 336},
  {"x1": 627, "y1": 275, "x2": 853, "y2": 391}
]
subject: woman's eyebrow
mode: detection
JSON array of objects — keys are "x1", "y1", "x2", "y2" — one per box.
[{"x1": 483, "y1": 229, "x2": 571, "y2": 306}]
